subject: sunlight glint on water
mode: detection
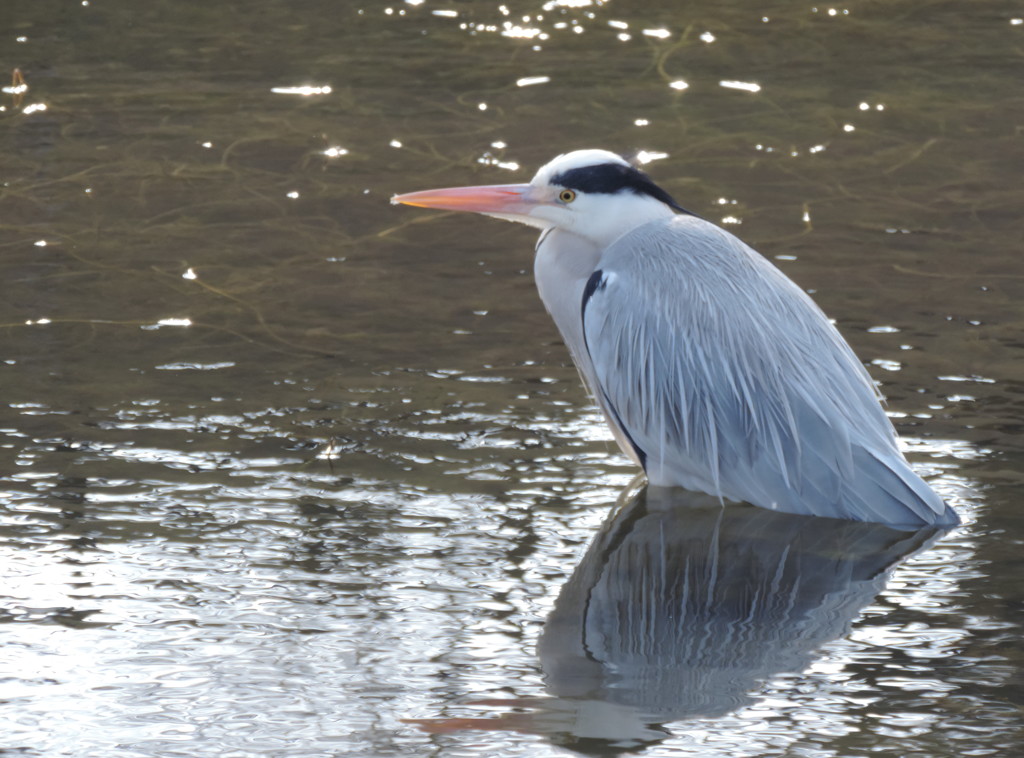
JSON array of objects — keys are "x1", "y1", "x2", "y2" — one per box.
[{"x1": 1, "y1": 0, "x2": 1022, "y2": 755}]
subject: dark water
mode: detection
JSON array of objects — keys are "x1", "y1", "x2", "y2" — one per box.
[{"x1": 2, "y1": 1, "x2": 1022, "y2": 755}]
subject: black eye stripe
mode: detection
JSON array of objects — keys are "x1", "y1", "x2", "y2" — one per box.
[{"x1": 550, "y1": 161, "x2": 688, "y2": 213}]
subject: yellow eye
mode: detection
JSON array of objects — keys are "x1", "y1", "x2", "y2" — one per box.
[{"x1": 559, "y1": 189, "x2": 577, "y2": 203}]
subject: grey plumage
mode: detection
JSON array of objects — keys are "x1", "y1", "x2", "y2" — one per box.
[
  {"x1": 573, "y1": 215, "x2": 948, "y2": 524},
  {"x1": 393, "y1": 149, "x2": 959, "y2": 527}
]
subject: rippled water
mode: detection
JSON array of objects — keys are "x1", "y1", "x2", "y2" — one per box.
[{"x1": 2, "y1": 1, "x2": 1023, "y2": 755}]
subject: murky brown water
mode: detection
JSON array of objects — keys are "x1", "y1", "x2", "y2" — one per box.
[{"x1": 2, "y1": 1, "x2": 1022, "y2": 755}]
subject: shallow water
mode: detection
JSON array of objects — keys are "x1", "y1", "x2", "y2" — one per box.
[{"x1": 2, "y1": 1, "x2": 1023, "y2": 755}]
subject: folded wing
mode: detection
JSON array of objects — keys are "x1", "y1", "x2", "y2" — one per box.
[{"x1": 580, "y1": 215, "x2": 956, "y2": 527}]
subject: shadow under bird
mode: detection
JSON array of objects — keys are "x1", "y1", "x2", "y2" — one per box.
[{"x1": 392, "y1": 149, "x2": 959, "y2": 528}]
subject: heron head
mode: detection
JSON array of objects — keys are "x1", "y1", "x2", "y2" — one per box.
[{"x1": 392, "y1": 149, "x2": 684, "y2": 247}]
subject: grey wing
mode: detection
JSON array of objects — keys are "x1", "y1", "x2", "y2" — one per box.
[{"x1": 580, "y1": 217, "x2": 955, "y2": 527}]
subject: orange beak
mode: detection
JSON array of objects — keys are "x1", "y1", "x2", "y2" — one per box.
[{"x1": 391, "y1": 183, "x2": 540, "y2": 216}]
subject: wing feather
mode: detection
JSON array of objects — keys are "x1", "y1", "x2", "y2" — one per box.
[{"x1": 580, "y1": 215, "x2": 957, "y2": 527}]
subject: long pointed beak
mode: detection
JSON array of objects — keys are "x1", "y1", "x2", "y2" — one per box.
[{"x1": 391, "y1": 183, "x2": 539, "y2": 216}]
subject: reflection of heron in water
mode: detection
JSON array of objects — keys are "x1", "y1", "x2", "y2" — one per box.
[
  {"x1": 538, "y1": 485, "x2": 941, "y2": 750},
  {"x1": 406, "y1": 485, "x2": 941, "y2": 753}
]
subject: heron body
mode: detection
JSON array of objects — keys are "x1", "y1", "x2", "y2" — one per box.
[{"x1": 393, "y1": 150, "x2": 959, "y2": 527}]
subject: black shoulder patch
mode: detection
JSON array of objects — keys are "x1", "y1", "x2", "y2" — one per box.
[
  {"x1": 601, "y1": 391, "x2": 648, "y2": 472},
  {"x1": 578, "y1": 268, "x2": 649, "y2": 471},
  {"x1": 551, "y1": 160, "x2": 691, "y2": 214},
  {"x1": 581, "y1": 269, "x2": 607, "y2": 319}
]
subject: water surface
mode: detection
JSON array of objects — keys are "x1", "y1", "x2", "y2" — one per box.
[{"x1": 2, "y1": 1, "x2": 1023, "y2": 755}]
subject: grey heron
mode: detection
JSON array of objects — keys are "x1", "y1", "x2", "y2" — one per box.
[{"x1": 392, "y1": 149, "x2": 959, "y2": 527}]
